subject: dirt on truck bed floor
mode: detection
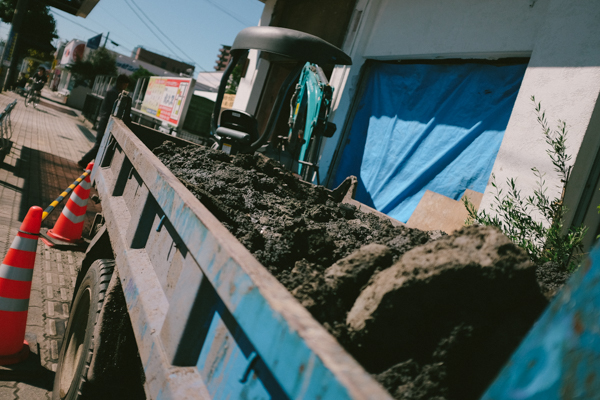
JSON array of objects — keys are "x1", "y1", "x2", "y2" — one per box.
[{"x1": 155, "y1": 142, "x2": 550, "y2": 400}]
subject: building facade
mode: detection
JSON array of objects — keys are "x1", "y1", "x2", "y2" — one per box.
[
  {"x1": 132, "y1": 47, "x2": 194, "y2": 75},
  {"x1": 215, "y1": 45, "x2": 232, "y2": 71},
  {"x1": 235, "y1": 0, "x2": 600, "y2": 250}
]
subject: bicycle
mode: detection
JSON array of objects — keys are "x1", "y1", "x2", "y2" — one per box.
[{"x1": 24, "y1": 87, "x2": 41, "y2": 108}]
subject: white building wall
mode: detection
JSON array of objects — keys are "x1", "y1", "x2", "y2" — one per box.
[
  {"x1": 231, "y1": 0, "x2": 276, "y2": 114},
  {"x1": 483, "y1": 0, "x2": 600, "y2": 232},
  {"x1": 318, "y1": 0, "x2": 600, "y2": 239},
  {"x1": 362, "y1": 0, "x2": 548, "y2": 60}
]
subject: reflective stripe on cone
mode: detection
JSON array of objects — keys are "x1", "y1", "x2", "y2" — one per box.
[
  {"x1": 0, "y1": 206, "x2": 41, "y2": 364},
  {"x1": 47, "y1": 169, "x2": 92, "y2": 243}
]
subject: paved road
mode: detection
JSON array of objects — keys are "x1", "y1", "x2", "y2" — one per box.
[{"x1": 0, "y1": 89, "x2": 101, "y2": 399}]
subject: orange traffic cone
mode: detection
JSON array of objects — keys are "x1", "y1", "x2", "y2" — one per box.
[
  {"x1": 46, "y1": 162, "x2": 93, "y2": 244},
  {"x1": 0, "y1": 206, "x2": 42, "y2": 365}
]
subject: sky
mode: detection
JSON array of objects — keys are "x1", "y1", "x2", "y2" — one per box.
[{"x1": 0, "y1": 0, "x2": 265, "y2": 75}]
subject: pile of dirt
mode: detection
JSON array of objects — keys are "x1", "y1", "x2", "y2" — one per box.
[
  {"x1": 154, "y1": 142, "x2": 549, "y2": 400},
  {"x1": 348, "y1": 226, "x2": 547, "y2": 399}
]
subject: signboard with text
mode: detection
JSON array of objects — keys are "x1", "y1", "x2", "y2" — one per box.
[
  {"x1": 140, "y1": 76, "x2": 195, "y2": 128},
  {"x1": 60, "y1": 40, "x2": 86, "y2": 66}
]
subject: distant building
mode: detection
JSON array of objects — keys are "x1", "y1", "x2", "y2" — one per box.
[
  {"x1": 113, "y1": 53, "x2": 177, "y2": 77},
  {"x1": 214, "y1": 45, "x2": 231, "y2": 71},
  {"x1": 131, "y1": 46, "x2": 194, "y2": 75}
]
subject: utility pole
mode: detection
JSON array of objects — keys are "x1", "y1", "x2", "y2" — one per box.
[
  {"x1": 0, "y1": 0, "x2": 31, "y2": 92},
  {"x1": 103, "y1": 32, "x2": 109, "y2": 48}
]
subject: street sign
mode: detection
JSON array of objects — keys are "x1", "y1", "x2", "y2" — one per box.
[{"x1": 86, "y1": 34, "x2": 102, "y2": 50}]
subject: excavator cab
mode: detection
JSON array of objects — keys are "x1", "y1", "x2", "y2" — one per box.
[{"x1": 211, "y1": 26, "x2": 351, "y2": 181}]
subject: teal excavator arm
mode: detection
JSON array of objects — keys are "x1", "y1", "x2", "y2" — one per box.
[{"x1": 286, "y1": 62, "x2": 335, "y2": 182}]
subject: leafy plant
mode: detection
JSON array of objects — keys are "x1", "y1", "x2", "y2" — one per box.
[
  {"x1": 71, "y1": 47, "x2": 117, "y2": 87},
  {"x1": 128, "y1": 66, "x2": 155, "y2": 91},
  {"x1": 464, "y1": 96, "x2": 586, "y2": 270},
  {"x1": 226, "y1": 63, "x2": 243, "y2": 94},
  {"x1": 0, "y1": 0, "x2": 58, "y2": 57}
]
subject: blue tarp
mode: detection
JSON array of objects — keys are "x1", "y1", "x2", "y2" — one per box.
[{"x1": 332, "y1": 62, "x2": 527, "y2": 222}]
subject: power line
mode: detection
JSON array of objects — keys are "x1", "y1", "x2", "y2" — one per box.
[
  {"x1": 52, "y1": 11, "x2": 99, "y2": 35},
  {"x1": 123, "y1": 0, "x2": 221, "y2": 86},
  {"x1": 122, "y1": 0, "x2": 191, "y2": 65},
  {"x1": 126, "y1": 0, "x2": 219, "y2": 80},
  {"x1": 55, "y1": 1, "x2": 227, "y2": 88},
  {"x1": 201, "y1": 0, "x2": 255, "y2": 27},
  {"x1": 128, "y1": 0, "x2": 194, "y2": 65},
  {"x1": 51, "y1": 16, "x2": 133, "y2": 56},
  {"x1": 80, "y1": 16, "x2": 139, "y2": 54},
  {"x1": 97, "y1": 4, "x2": 148, "y2": 44}
]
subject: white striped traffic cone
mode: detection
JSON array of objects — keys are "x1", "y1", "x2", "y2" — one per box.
[
  {"x1": 46, "y1": 162, "x2": 93, "y2": 243},
  {"x1": 0, "y1": 206, "x2": 42, "y2": 365}
]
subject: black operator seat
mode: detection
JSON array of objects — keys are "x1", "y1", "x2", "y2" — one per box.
[{"x1": 213, "y1": 26, "x2": 352, "y2": 154}]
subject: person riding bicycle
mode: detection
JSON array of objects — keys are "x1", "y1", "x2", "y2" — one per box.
[{"x1": 26, "y1": 67, "x2": 47, "y2": 107}]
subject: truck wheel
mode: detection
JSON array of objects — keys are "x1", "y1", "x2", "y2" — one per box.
[{"x1": 53, "y1": 259, "x2": 114, "y2": 400}]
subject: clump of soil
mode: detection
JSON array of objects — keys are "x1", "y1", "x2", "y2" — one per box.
[
  {"x1": 347, "y1": 225, "x2": 547, "y2": 399},
  {"x1": 154, "y1": 142, "x2": 548, "y2": 400}
]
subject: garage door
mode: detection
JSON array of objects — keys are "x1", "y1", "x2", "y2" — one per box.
[{"x1": 332, "y1": 61, "x2": 528, "y2": 223}]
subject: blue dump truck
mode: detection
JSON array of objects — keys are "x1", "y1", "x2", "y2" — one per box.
[
  {"x1": 52, "y1": 26, "x2": 600, "y2": 400},
  {"x1": 52, "y1": 116, "x2": 395, "y2": 400},
  {"x1": 52, "y1": 113, "x2": 600, "y2": 400}
]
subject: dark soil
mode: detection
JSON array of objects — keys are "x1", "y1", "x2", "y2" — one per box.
[{"x1": 155, "y1": 142, "x2": 550, "y2": 400}]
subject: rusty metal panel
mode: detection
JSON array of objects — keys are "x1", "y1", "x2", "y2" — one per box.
[{"x1": 482, "y1": 245, "x2": 600, "y2": 399}]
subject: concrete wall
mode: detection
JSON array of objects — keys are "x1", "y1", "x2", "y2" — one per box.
[
  {"x1": 479, "y1": 0, "x2": 600, "y2": 231},
  {"x1": 233, "y1": 0, "x2": 276, "y2": 114},
  {"x1": 363, "y1": 0, "x2": 547, "y2": 60},
  {"x1": 318, "y1": 0, "x2": 600, "y2": 244}
]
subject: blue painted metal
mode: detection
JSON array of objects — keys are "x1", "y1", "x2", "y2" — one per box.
[
  {"x1": 156, "y1": 215, "x2": 166, "y2": 232},
  {"x1": 150, "y1": 184, "x2": 358, "y2": 398},
  {"x1": 94, "y1": 115, "x2": 600, "y2": 400},
  {"x1": 240, "y1": 352, "x2": 258, "y2": 383},
  {"x1": 93, "y1": 119, "x2": 393, "y2": 400},
  {"x1": 482, "y1": 245, "x2": 600, "y2": 399}
]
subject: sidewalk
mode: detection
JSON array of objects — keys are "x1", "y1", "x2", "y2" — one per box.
[{"x1": 0, "y1": 89, "x2": 101, "y2": 399}]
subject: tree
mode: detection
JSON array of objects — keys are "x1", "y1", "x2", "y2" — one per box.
[
  {"x1": 464, "y1": 97, "x2": 587, "y2": 271},
  {"x1": 226, "y1": 63, "x2": 242, "y2": 94},
  {"x1": 21, "y1": 48, "x2": 52, "y2": 76},
  {"x1": 127, "y1": 66, "x2": 154, "y2": 91},
  {"x1": 87, "y1": 46, "x2": 117, "y2": 76},
  {"x1": 70, "y1": 47, "x2": 117, "y2": 87},
  {"x1": 0, "y1": 0, "x2": 58, "y2": 60}
]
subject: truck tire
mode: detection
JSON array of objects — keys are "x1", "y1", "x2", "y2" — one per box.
[{"x1": 53, "y1": 259, "x2": 114, "y2": 400}]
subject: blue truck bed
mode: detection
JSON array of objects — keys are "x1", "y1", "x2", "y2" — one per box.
[{"x1": 90, "y1": 117, "x2": 393, "y2": 399}]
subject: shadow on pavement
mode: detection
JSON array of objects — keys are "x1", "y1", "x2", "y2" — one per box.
[
  {"x1": 33, "y1": 107, "x2": 55, "y2": 116},
  {"x1": 13, "y1": 146, "x2": 101, "y2": 234},
  {"x1": 38, "y1": 100, "x2": 78, "y2": 117},
  {"x1": 0, "y1": 338, "x2": 55, "y2": 391},
  {"x1": 76, "y1": 124, "x2": 96, "y2": 143},
  {"x1": 0, "y1": 140, "x2": 13, "y2": 165},
  {"x1": 9, "y1": 345, "x2": 55, "y2": 391}
]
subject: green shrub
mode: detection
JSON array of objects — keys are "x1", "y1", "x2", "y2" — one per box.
[{"x1": 464, "y1": 96, "x2": 586, "y2": 270}]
